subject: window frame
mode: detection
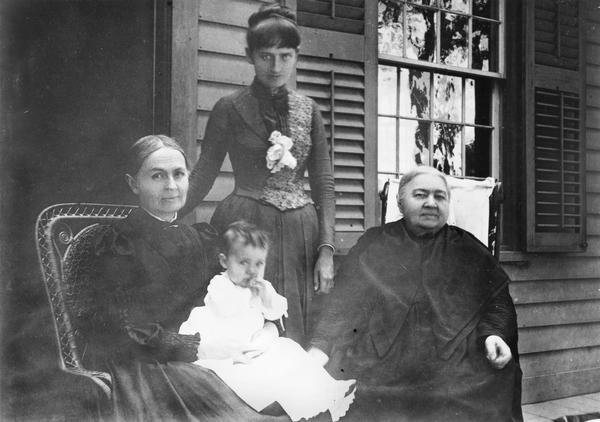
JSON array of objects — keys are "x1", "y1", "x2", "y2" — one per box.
[{"x1": 374, "y1": 0, "x2": 505, "y2": 190}]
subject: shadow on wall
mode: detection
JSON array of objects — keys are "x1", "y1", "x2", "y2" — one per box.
[{"x1": 1, "y1": 0, "x2": 170, "y2": 418}]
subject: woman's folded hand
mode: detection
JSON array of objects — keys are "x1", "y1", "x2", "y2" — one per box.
[{"x1": 484, "y1": 335, "x2": 512, "y2": 369}]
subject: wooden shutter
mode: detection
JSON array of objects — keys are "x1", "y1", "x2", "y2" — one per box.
[
  {"x1": 525, "y1": 0, "x2": 587, "y2": 251},
  {"x1": 297, "y1": 0, "x2": 364, "y2": 34},
  {"x1": 296, "y1": 0, "x2": 376, "y2": 251}
]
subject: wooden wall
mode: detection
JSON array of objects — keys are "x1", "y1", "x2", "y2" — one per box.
[
  {"x1": 506, "y1": 2, "x2": 600, "y2": 404},
  {"x1": 173, "y1": 0, "x2": 600, "y2": 405},
  {"x1": 186, "y1": 0, "x2": 266, "y2": 223},
  {"x1": 179, "y1": 0, "x2": 375, "y2": 250}
]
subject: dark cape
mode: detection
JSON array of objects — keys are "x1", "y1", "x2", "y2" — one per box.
[
  {"x1": 66, "y1": 208, "x2": 289, "y2": 421},
  {"x1": 310, "y1": 219, "x2": 523, "y2": 422}
]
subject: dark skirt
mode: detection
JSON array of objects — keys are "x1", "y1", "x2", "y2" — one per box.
[
  {"x1": 326, "y1": 287, "x2": 523, "y2": 422},
  {"x1": 210, "y1": 194, "x2": 319, "y2": 345},
  {"x1": 110, "y1": 360, "x2": 290, "y2": 422}
]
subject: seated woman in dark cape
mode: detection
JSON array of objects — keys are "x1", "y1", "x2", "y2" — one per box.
[
  {"x1": 308, "y1": 166, "x2": 523, "y2": 422},
  {"x1": 68, "y1": 135, "x2": 288, "y2": 421}
]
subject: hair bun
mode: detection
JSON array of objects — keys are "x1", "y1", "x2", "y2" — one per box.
[{"x1": 248, "y1": 4, "x2": 297, "y2": 28}]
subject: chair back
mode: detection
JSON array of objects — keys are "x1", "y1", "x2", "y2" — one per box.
[
  {"x1": 35, "y1": 203, "x2": 137, "y2": 397},
  {"x1": 380, "y1": 176, "x2": 503, "y2": 258}
]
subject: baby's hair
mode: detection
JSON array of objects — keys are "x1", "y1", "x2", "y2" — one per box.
[{"x1": 222, "y1": 221, "x2": 270, "y2": 255}]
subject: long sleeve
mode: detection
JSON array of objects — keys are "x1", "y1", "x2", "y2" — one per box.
[
  {"x1": 306, "y1": 101, "x2": 336, "y2": 247},
  {"x1": 181, "y1": 97, "x2": 233, "y2": 217},
  {"x1": 259, "y1": 281, "x2": 288, "y2": 321},
  {"x1": 93, "y1": 243, "x2": 200, "y2": 363},
  {"x1": 204, "y1": 274, "x2": 250, "y2": 318},
  {"x1": 476, "y1": 286, "x2": 519, "y2": 353}
]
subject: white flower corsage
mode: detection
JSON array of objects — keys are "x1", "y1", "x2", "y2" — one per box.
[{"x1": 266, "y1": 131, "x2": 297, "y2": 173}]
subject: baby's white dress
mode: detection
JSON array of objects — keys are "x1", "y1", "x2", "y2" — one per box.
[{"x1": 179, "y1": 273, "x2": 356, "y2": 422}]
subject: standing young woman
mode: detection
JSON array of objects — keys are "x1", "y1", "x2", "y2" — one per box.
[{"x1": 181, "y1": 5, "x2": 335, "y2": 345}]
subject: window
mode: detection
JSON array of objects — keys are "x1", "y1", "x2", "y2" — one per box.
[
  {"x1": 378, "y1": 0, "x2": 500, "y2": 71},
  {"x1": 378, "y1": 66, "x2": 493, "y2": 177},
  {"x1": 377, "y1": 0, "x2": 503, "y2": 187}
]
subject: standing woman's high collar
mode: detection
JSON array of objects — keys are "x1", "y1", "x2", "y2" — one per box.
[
  {"x1": 250, "y1": 78, "x2": 290, "y2": 135},
  {"x1": 250, "y1": 77, "x2": 289, "y2": 100}
]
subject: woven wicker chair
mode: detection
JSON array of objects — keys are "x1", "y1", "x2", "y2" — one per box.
[
  {"x1": 35, "y1": 203, "x2": 137, "y2": 398},
  {"x1": 379, "y1": 176, "x2": 503, "y2": 259}
]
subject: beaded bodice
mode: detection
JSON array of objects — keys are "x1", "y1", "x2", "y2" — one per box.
[{"x1": 260, "y1": 91, "x2": 314, "y2": 210}]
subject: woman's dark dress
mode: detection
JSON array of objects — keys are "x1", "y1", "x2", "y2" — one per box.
[
  {"x1": 182, "y1": 79, "x2": 336, "y2": 344},
  {"x1": 70, "y1": 208, "x2": 288, "y2": 421},
  {"x1": 310, "y1": 219, "x2": 523, "y2": 422}
]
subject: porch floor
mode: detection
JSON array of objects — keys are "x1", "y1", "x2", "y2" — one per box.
[{"x1": 522, "y1": 393, "x2": 600, "y2": 421}]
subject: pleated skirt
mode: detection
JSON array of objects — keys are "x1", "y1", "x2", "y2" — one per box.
[{"x1": 210, "y1": 194, "x2": 319, "y2": 346}]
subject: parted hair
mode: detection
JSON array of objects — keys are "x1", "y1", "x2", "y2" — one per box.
[
  {"x1": 221, "y1": 220, "x2": 270, "y2": 255},
  {"x1": 397, "y1": 165, "x2": 451, "y2": 209},
  {"x1": 126, "y1": 135, "x2": 188, "y2": 176},
  {"x1": 246, "y1": 4, "x2": 300, "y2": 53}
]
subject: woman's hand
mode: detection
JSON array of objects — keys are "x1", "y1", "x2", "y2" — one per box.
[
  {"x1": 484, "y1": 335, "x2": 513, "y2": 369},
  {"x1": 314, "y1": 246, "x2": 334, "y2": 294}
]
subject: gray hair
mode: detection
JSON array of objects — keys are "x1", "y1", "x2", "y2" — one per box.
[
  {"x1": 125, "y1": 135, "x2": 188, "y2": 176},
  {"x1": 396, "y1": 166, "x2": 450, "y2": 210}
]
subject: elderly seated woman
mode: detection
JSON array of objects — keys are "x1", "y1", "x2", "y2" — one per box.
[
  {"x1": 70, "y1": 135, "x2": 289, "y2": 421},
  {"x1": 308, "y1": 166, "x2": 523, "y2": 422}
]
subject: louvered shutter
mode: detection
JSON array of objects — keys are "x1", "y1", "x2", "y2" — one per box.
[
  {"x1": 296, "y1": 0, "x2": 376, "y2": 251},
  {"x1": 525, "y1": 0, "x2": 587, "y2": 251},
  {"x1": 297, "y1": 0, "x2": 364, "y2": 34}
]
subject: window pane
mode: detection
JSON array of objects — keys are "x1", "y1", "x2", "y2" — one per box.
[
  {"x1": 378, "y1": 0, "x2": 403, "y2": 56},
  {"x1": 464, "y1": 78, "x2": 491, "y2": 125},
  {"x1": 433, "y1": 74, "x2": 462, "y2": 122},
  {"x1": 472, "y1": 19, "x2": 497, "y2": 71},
  {"x1": 378, "y1": 65, "x2": 398, "y2": 115},
  {"x1": 440, "y1": 12, "x2": 469, "y2": 67},
  {"x1": 406, "y1": 5, "x2": 436, "y2": 62},
  {"x1": 440, "y1": 0, "x2": 469, "y2": 14},
  {"x1": 432, "y1": 123, "x2": 462, "y2": 175},
  {"x1": 378, "y1": 116, "x2": 397, "y2": 173},
  {"x1": 465, "y1": 126, "x2": 491, "y2": 177},
  {"x1": 465, "y1": 79, "x2": 492, "y2": 126},
  {"x1": 400, "y1": 119, "x2": 430, "y2": 171},
  {"x1": 408, "y1": 0, "x2": 437, "y2": 6},
  {"x1": 473, "y1": 0, "x2": 497, "y2": 19},
  {"x1": 400, "y1": 68, "x2": 431, "y2": 118},
  {"x1": 465, "y1": 78, "x2": 475, "y2": 124}
]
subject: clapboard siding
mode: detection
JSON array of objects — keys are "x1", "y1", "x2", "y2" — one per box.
[
  {"x1": 516, "y1": 300, "x2": 600, "y2": 327},
  {"x1": 192, "y1": 0, "x2": 371, "y2": 247},
  {"x1": 511, "y1": 4, "x2": 600, "y2": 402},
  {"x1": 191, "y1": 1, "x2": 268, "y2": 222},
  {"x1": 504, "y1": 257, "x2": 599, "y2": 281},
  {"x1": 511, "y1": 278, "x2": 600, "y2": 304},
  {"x1": 518, "y1": 323, "x2": 600, "y2": 355},
  {"x1": 175, "y1": 1, "x2": 600, "y2": 406},
  {"x1": 520, "y1": 347, "x2": 600, "y2": 377},
  {"x1": 197, "y1": 52, "x2": 254, "y2": 86},
  {"x1": 522, "y1": 368, "x2": 600, "y2": 404}
]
